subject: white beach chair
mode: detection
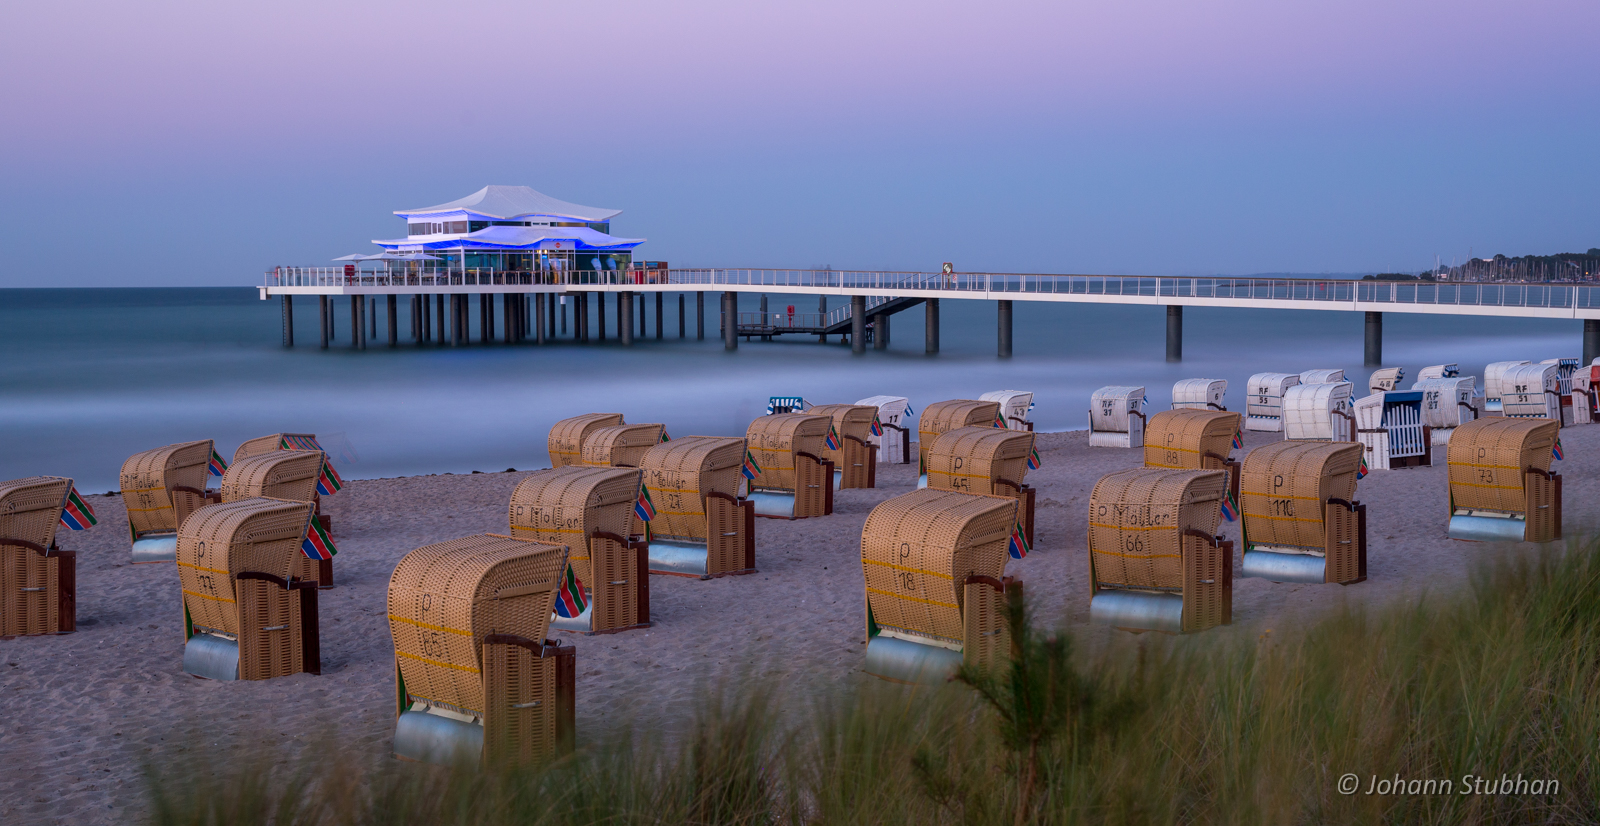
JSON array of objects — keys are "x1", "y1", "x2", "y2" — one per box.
[
  {"x1": 1245, "y1": 372, "x2": 1300, "y2": 432},
  {"x1": 1282, "y1": 382, "x2": 1355, "y2": 441},
  {"x1": 979, "y1": 390, "x2": 1035, "y2": 431},
  {"x1": 1088, "y1": 386, "x2": 1146, "y2": 448},
  {"x1": 1171, "y1": 378, "x2": 1227, "y2": 411}
]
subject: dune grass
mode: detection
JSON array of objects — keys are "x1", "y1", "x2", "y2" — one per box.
[{"x1": 147, "y1": 539, "x2": 1600, "y2": 825}]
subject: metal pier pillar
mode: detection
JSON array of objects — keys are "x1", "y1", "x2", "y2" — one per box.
[
  {"x1": 1166, "y1": 305, "x2": 1183, "y2": 362},
  {"x1": 655, "y1": 292, "x2": 664, "y2": 340},
  {"x1": 387, "y1": 295, "x2": 398, "y2": 347},
  {"x1": 637, "y1": 294, "x2": 645, "y2": 338},
  {"x1": 759, "y1": 294, "x2": 770, "y2": 341},
  {"x1": 479, "y1": 294, "x2": 490, "y2": 343},
  {"x1": 1364, "y1": 311, "x2": 1382, "y2": 366},
  {"x1": 873, "y1": 312, "x2": 888, "y2": 350},
  {"x1": 281, "y1": 296, "x2": 294, "y2": 347},
  {"x1": 997, "y1": 300, "x2": 1013, "y2": 358},
  {"x1": 925, "y1": 297, "x2": 940, "y2": 354},
  {"x1": 597, "y1": 292, "x2": 607, "y2": 341},
  {"x1": 536, "y1": 294, "x2": 546, "y2": 343},
  {"x1": 352, "y1": 296, "x2": 364, "y2": 350},
  {"x1": 620, "y1": 291, "x2": 634, "y2": 346},
  {"x1": 697, "y1": 291, "x2": 705, "y2": 340},
  {"x1": 723, "y1": 291, "x2": 738, "y2": 350},
  {"x1": 678, "y1": 293, "x2": 685, "y2": 338},
  {"x1": 434, "y1": 294, "x2": 445, "y2": 344},
  {"x1": 369, "y1": 296, "x2": 377, "y2": 341},
  {"x1": 1586, "y1": 319, "x2": 1599, "y2": 367},
  {"x1": 818, "y1": 295, "x2": 827, "y2": 343},
  {"x1": 851, "y1": 295, "x2": 866, "y2": 355}
]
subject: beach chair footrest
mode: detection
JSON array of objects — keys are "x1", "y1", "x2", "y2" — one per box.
[
  {"x1": 182, "y1": 632, "x2": 240, "y2": 681},
  {"x1": 394, "y1": 709, "x2": 484, "y2": 766},
  {"x1": 1241, "y1": 550, "x2": 1326, "y2": 583},
  {"x1": 864, "y1": 635, "x2": 963, "y2": 685},
  {"x1": 131, "y1": 533, "x2": 178, "y2": 564},
  {"x1": 1089, "y1": 591, "x2": 1184, "y2": 634}
]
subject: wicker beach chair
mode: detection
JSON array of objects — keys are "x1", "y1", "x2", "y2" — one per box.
[
  {"x1": 979, "y1": 390, "x2": 1035, "y2": 430},
  {"x1": 177, "y1": 497, "x2": 322, "y2": 681},
  {"x1": 509, "y1": 467, "x2": 648, "y2": 634},
  {"x1": 1172, "y1": 379, "x2": 1228, "y2": 411},
  {"x1": 1417, "y1": 376, "x2": 1480, "y2": 445},
  {"x1": 121, "y1": 440, "x2": 216, "y2": 563},
  {"x1": 808, "y1": 404, "x2": 879, "y2": 489},
  {"x1": 1088, "y1": 386, "x2": 1147, "y2": 448},
  {"x1": 926, "y1": 426, "x2": 1038, "y2": 547},
  {"x1": 1088, "y1": 468, "x2": 1233, "y2": 634},
  {"x1": 855, "y1": 395, "x2": 913, "y2": 465},
  {"x1": 1368, "y1": 367, "x2": 1406, "y2": 394},
  {"x1": 917, "y1": 400, "x2": 1003, "y2": 485},
  {"x1": 389, "y1": 534, "x2": 575, "y2": 766},
  {"x1": 548, "y1": 414, "x2": 625, "y2": 468},
  {"x1": 230, "y1": 433, "x2": 340, "y2": 534},
  {"x1": 1144, "y1": 409, "x2": 1243, "y2": 505},
  {"x1": 220, "y1": 451, "x2": 336, "y2": 587},
  {"x1": 579, "y1": 423, "x2": 665, "y2": 468},
  {"x1": 637, "y1": 436, "x2": 755, "y2": 578},
  {"x1": 861, "y1": 488, "x2": 1021, "y2": 684},
  {"x1": 1446, "y1": 417, "x2": 1562, "y2": 542},
  {"x1": 745, "y1": 414, "x2": 834, "y2": 519},
  {"x1": 0, "y1": 477, "x2": 78, "y2": 636},
  {"x1": 1482, "y1": 361, "x2": 1532, "y2": 415},
  {"x1": 1244, "y1": 373, "x2": 1300, "y2": 432},
  {"x1": 1281, "y1": 382, "x2": 1355, "y2": 441},
  {"x1": 1238, "y1": 441, "x2": 1368, "y2": 584}
]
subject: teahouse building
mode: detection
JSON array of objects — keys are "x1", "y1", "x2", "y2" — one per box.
[{"x1": 373, "y1": 185, "x2": 646, "y2": 279}]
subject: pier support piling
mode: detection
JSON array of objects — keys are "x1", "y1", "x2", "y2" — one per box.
[
  {"x1": 597, "y1": 292, "x2": 607, "y2": 341},
  {"x1": 723, "y1": 291, "x2": 738, "y2": 350},
  {"x1": 1364, "y1": 311, "x2": 1383, "y2": 366},
  {"x1": 638, "y1": 294, "x2": 645, "y2": 338},
  {"x1": 351, "y1": 296, "x2": 363, "y2": 350},
  {"x1": 369, "y1": 297, "x2": 377, "y2": 341},
  {"x1": 679, "y1": 293, "x2": 685, "y2": 338},
  {"x1": 535, "y1": 294, "x2": 546, "y2": 343},
  {"x1": 697, "y1": 292, "x2": 705, "y2": 340},
  {"x1": 281, "y1": 296, "x2": 294, "y2": 348},
  {"x1": 925, "y1": 298, "x2": 940, "y2": 354},
  {"x1": 388, "y1": 295, "x2": 397, "y2": 347},
  {"x1": 621, "y1": 291, "x2": 634, "y2": 346},
  {"x1": 1585, "y1": 319, "x2": 1599, "y2": 367},
  {"x1": 434, "y1": 294, "x2": 444, "y2": 345},
  {"x1": 873, "y1": 312, "x2": 888, "y2": 350},
  {"x1": 656, "y1": 292, "x2": 664, "y2": 340},
  {"x1": 1166, "y1": 305, "x2": 1183, "y2": 362},
  {"x1": 818, "y1": 296, "x2": 827, "y2": 343},
  {"x1": 760, "y1": 294, "x2": 770, "y2": 341},
  {"x1": 997, "y1": 300, "x2": 1013, "y2": 358},
  {"x1": 851, "y1": 296, "x2": 866, "y2": 355}
]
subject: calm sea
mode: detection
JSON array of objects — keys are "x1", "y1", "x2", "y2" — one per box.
[{"x1": 0, "y1": 287, "x2": 1577, "y2": 492}]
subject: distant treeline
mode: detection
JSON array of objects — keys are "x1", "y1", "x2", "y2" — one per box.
[{"x1": 1369, "y1": 248, "x2": 1600, "y2": 282}]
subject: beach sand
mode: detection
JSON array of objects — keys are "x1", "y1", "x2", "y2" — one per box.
[{"x1": 3, "y1": 424, "x2": 1594, "y2": 824}]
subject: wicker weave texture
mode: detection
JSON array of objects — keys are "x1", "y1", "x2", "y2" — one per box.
[
  {"x1": 237, "y1": 576, "x2": 303, "y2": 680},
  {"x1": 232, "y1": 433, "x2": 317, "y2": 464},
  {"x1": 861, "y1": 489, "x2": 1015, "y2": 643},
  {"x1": 0, "y1": 476, "x2": 73, "y2": 636},
  {"x1": 388, "y1": 534, "x2": 566, "y2": 715},
  {"x1": 1088, "y1": 468, "x2": 1225, "y2": 591},
  {"x1": 221, "y1": 451, "x2": 322, "y2": 504},
  {"x1": 638, "y1": 437, "x2": 745, "y2": 541},
  {"x1": 917, "y1": 400, "x2": 1002, "y2": 471},
  {"x1": 508, "y1": 466, "x2": 639, "y2": 584},
  {"x1": 1144, "y1": 410, "x2": 1241, "y2": 472},
  {"x1": 809, "y1": 404, "x2": 878, "y2": 468},
  {"x1": 926, "y1": 427, "x2": 1034, "y2": 496},
  {"x1": 962, "y1": 579, "x2": 1012, "y2": 670},
  {"x1": 1447, "y1": 417, "x2": 1559, "y2": 514},
  {"x1": 1240, "y1": 441, "x2": 1362, "y2": 550},
  {"x1": 121, "y1": 441, "x2": 213, "y2": 538},
  {"x1": 746, "y1": 414, "x2": 829, "y2": 491},
  {"x1": 483, "y1": 643, "x2": 559, "y2": 763},
  {"x1": 579, "y1": 424, "x2": 665, "y2": 469},
  {"x1": 548, "y1": 414, "x2": 625, "y2": 468},
  {"x1": 177, "y1": 498, "x2": 313, "y2": 636}
]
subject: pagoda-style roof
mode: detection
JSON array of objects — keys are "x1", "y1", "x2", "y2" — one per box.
[{"x1": 395, "y1": 185, "x2": 622, "y2": 223}]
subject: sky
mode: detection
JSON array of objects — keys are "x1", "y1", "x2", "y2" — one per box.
[{"x1": 1, "y1": 0, "x2": 1596, "y2": 286}]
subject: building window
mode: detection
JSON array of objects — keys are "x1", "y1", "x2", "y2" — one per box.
[
  {"x1": 447, "y1": 221, "x2": 469, "y2": 234},
  {"x1": 408, "y1": 223, "x2": 430, "y2": 236}
]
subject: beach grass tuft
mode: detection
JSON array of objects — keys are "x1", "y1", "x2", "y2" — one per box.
[{"x1": 146, "y1": 539, "x2": 1600, "y2": 825}]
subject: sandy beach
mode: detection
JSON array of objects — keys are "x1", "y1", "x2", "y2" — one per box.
[{"x1": 3, "y1": 424, "x2": 1595, "y2": 824}]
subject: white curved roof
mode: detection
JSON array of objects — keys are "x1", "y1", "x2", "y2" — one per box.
[{"x1": 395, "y1": 185, "x2": 622, "y2": 222}]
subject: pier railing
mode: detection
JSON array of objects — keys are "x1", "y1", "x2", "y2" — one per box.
[{"x1": 265, "y1": 267, "x2": 1600, "y2": 313}]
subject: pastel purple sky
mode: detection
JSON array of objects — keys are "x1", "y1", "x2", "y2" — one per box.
[{"x1": 2, "y1": 0, "x2": 1596, "y2": 286}]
